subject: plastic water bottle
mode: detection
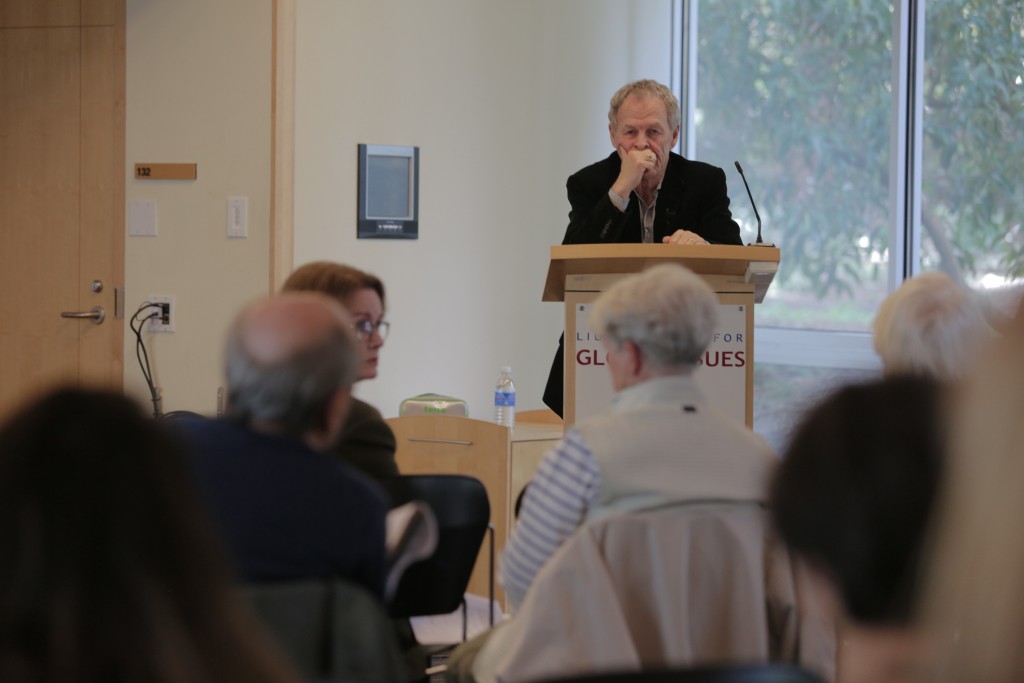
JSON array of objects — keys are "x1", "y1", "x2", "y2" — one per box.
[{"x1": 493, "y1": 366, "x2": 516, "y2": 429}]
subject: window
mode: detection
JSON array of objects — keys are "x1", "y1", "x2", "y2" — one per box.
[
  {"x1": 694, "y1": 0, "x2": 895, "y2": 333},
  {"x1": 754, "y1": 364, "x2": 876, "y2": 453},
  {"x1": 921, "y1": 2, "x2": 1024, "y2": 301},
  {"x1": 683, "y1": 0, "x2": 1024, "y2": 444}
]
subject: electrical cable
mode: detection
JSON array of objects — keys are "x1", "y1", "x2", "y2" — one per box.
[
  {"x1": 130, "y1": 302, "x2": 163, "y2": 418},
  {"x1": 131, "y1": 305, "x2": 159, "y2": 416}
]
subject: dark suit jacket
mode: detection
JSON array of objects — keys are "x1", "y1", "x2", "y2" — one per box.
[
  {"x1": 544, "y1": 152, "x2": 743, "y2": 416},
  {"x1": 329, "y1": 398, "x2": 400, "y2": 486},
  {"x1": 178, "y1": 417, "x2": 388, "y2": 598},
  {"x1": 563, "y1": 151, "x2": 743, "y2": 246}
]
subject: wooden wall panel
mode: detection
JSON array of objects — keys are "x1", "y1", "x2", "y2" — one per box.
[{"x1": 0, "y1": 0, "x2": 78, "y2": 27}]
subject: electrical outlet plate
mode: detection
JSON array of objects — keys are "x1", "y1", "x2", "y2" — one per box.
[{"x1": 148, "y1": 295, "x2": 175, "y2": 333}]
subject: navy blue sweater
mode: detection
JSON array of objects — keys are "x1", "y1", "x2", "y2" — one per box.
[{"x1": 177, "y1": 417, "x2": 388, "y2": 597}]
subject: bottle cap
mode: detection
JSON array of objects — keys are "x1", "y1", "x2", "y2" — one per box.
[{"x1": 501, "y1": 366, "x2": 512, "y2": 374}]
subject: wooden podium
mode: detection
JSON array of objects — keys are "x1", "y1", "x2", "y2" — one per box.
[{"x1": 543, "y1": 244, "x2": 780, "y2": 428}]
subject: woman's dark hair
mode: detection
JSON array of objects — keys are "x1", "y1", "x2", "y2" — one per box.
[
  {"x1": 770, "y1": 375, "x2": 946, "y2": 625},
  {"x1": 0, "y1": 388, "x2": 297, "y2": 683}
]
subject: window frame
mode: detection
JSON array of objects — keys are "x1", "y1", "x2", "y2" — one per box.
[{"x1": 675, "y1": 0, "x2": 934, "y2": 371}]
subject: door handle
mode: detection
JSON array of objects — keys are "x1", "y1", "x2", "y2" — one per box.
[{"x1": 61, "y1": 306, "x2": 106, "y2": 325}]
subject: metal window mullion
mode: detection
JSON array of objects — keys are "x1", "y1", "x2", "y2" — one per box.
[
  {"x1": 890, "y1": 0, "x2": 925, "y2": 286},
  {"x1": 674, "y1": 0, "x2": 697, "y2": 158},
  {"x1": 908, "y1": 1, "x2": 925, "y2": 279}
]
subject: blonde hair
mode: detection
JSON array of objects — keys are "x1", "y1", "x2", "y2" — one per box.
[
  {"x1": 608, "y1": 79, "x2": 681, "y2": 133},
  {"x1": 920, "y1": 312, "x2": 1024, "y2": 682},
  {"x1": 873, "y1": 271, "x2": 988, "y2": 381}
]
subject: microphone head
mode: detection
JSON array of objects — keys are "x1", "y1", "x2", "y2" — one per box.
[{"x1": 734, "y1": 160, "x2": 744, "y2": 174}]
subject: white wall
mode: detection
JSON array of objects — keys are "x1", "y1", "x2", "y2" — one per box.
[
  {"x1": 124, "y1": 0, "x2": 272, "y2": 413},
  {"x1": 123, "y1": 0, "x2": 673, "y2": 418},
  {"x1": 295, "y1": 0, "x2": 674, "y2": 418}
]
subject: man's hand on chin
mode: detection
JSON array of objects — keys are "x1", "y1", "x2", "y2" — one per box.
[
  {"x1": 611, "y1": 146, "x2": 657, "y2": 198},
  {"x1": 663, "y1": 229, "x2": 709, "y2": 245}
]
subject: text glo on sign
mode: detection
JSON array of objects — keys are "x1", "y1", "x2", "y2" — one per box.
[
  {"x1": 576, "y1": 338, "x2": 746, "y2": 368},
  {"x1": 573, "y1": 303, "x2": 749, "y2": 425}
]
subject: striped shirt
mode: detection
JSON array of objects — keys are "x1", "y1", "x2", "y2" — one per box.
[{"x1": 499, "y1": 428, "x2": 601, "y2": 610}]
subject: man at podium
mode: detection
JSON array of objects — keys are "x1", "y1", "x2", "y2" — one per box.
[
  {"x1": 544, "y1": 79, "x2": 744, "y2": 416},
  {"x1": 563, "y1": 79, "x2": 743, "y2": 247}
]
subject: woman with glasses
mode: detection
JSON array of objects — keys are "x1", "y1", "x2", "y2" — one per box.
[{"x1": 282, "y1": 261, "x2": 399, "y2": 483}]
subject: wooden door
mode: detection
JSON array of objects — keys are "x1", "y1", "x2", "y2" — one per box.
[{"x1": 0, "y1": 0, "x2": 125, "y2": 419}]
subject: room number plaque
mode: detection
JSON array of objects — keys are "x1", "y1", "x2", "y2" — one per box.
[{"x1": 134, "y1": 163, "x2": 197, "y2": 180}]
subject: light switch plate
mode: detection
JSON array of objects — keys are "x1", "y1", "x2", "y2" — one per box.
[
  {"x1": 227, "y1": 196, "x2": 248, "y2": 238},
  {"x1": 128, "y1": 199, "x2": 158, "y2": 236}
]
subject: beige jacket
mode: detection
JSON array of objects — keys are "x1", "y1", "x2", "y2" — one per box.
[
  {"x1": 580, "y1": 375, "x2": 777, "y2": 523},
  {"x1": 469, "y1": 504, "x2": 835, "y2": 683}
]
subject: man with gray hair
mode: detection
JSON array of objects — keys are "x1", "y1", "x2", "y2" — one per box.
[
  {"x1": 563, "y1": 79, "x2": 743, "y2": 247},
  {"x1": 545, "y1": 79, "x2": 744, "y2": 416},
  {"x1": 502, "y1": 264, "x2": 776, "y2": 610},
  {"x1": 178, "y1": 291, "x2": 389, "y2": 597}
]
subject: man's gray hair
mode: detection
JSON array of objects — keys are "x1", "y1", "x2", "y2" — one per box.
[
  {"x1": 873, "y1": 271, "x2": 989, "y2": 381},
  {"x1": 223, "y1": 308, "x2": 360, "y2": 437},
  {"x1": 608, "y1": 79, "x2": 682, "y2": 133},
  {"x1": 590, "y1": 263, "x2": 718, "y2": 371}
]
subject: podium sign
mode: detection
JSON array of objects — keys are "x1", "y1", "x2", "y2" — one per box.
[
  {"x1": 572, "y1": 302, "x2": 614, "y2": 420},
  {"x1": 572, "y1": 302, "x2": 750, "y2": 423},
  {"x1": 544, "y1": 244, "x2": 779, "y2": 429}
]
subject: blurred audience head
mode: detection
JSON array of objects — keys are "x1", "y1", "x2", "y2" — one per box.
[
  {"x1": 282, "y1": 261, "x2": 389, "y2": 381},
  {"x1": 771, "y1": 375, "x2": 946, "y2": 627},
  {"x1": 921, "y1": 311, "x2": 1024, "y2": 683},
  {"x1": 224, "y1": 292, "x2": 359, "y2": 448},
  {"x1": 873, "y1": 271, "x2": 988, "y2": 381},
  {"x1": 590, "y1": 263, "x2": 718, "y2": 390},
  {"x1": 0, "y1": 387, "x2": 298, "y2": 683}
]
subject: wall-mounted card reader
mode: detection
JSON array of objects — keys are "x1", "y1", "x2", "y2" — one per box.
[{"x1": 357, "y1": 144, "x2": 419, "y2": 239}]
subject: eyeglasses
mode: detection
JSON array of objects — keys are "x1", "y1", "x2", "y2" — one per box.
[{"x1": 352, "y1": 319, "x2": 390, "y2": 341}]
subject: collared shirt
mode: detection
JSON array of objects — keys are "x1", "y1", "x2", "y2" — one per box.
[
  {"x1": 608, "y1": 186, "x2": 660, "y2": 243},
  {"x1": 636, "y1": 191, "x2": 658, "y2": 243}
]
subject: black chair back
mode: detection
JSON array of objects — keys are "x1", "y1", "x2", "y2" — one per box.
[
  {"x1": 242, "y1": 578, "x2": 408, "y2": 683},
  {"x1": 534, "y1": 665, "x2": 826, "y2": 683},
  {"x1": 382, "y1": 474, "x2": 490, "y2": 617}
]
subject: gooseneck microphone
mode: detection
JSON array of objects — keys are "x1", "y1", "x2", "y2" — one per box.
[{"x1": 734, "y1": 161, "x2": 765, "y2": 245}]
